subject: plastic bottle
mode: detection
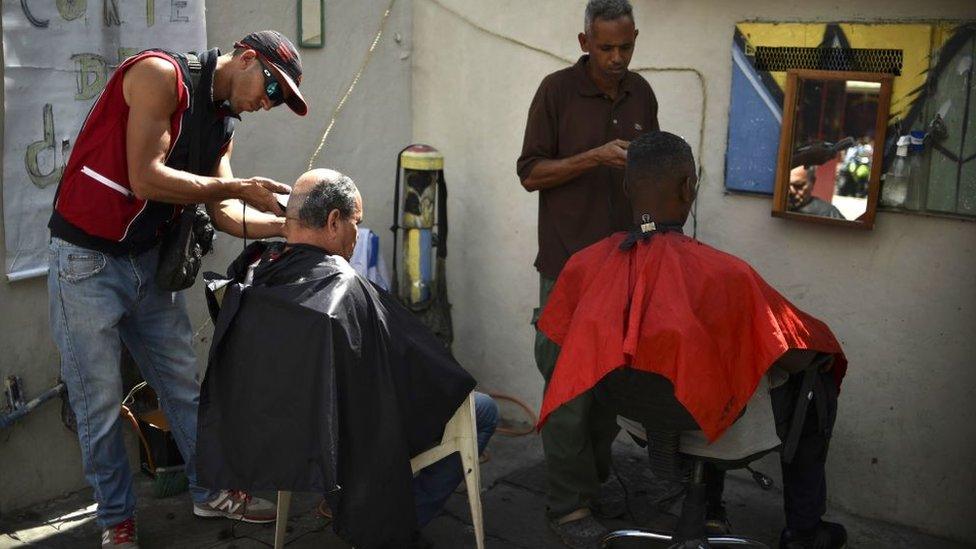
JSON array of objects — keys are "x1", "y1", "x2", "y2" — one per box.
[
  {"x1": 903, "y1": 130, "x2": 926, "y2": 210},
  {"x1": 881, "y1": 135, "x2": 911, "y2": 208}
]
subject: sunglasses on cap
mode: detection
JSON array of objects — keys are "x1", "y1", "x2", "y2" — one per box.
[{"x1": 258, "y1": 59, "x2": 285, "y2": 107}]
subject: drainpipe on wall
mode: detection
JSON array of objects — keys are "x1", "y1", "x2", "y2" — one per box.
[{"x1": 0, "y1": 377, "x2": 66, "y2": 430}]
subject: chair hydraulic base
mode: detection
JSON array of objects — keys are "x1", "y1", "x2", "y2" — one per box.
[
  {"x1": 601, "y1": 528, "x2": 769, "y2": 548},
  {"x1": 601, "y1": 461, "x2": 770, "y2": 549}
]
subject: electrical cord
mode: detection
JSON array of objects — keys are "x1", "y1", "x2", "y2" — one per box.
[
  {"x1": 242, "y1": 199, "x2": 247, "y2": 254},
  {"x1": 119, "y1": 382, "x2": 157, "y2": 472},
  {"x1": 199, "y1": 497, "x2": 332, "y2": 548},
  {"x1": 307, "y1": 0, "x2": 397, "y2": 170},
  {"x1": 120, "y1": 405, "x2": 156, "y2": 473},
  {"x1": 486, "y1": 392, "x2": 537, "y2": 437},
  {"x1": 283, "y1": 519, "x2": 331, "y2": 546},
  {"x1": 197, "y1": 505, "x2": 267, "y2": 549},
  {"x1": 226, "y1": 501, "x2": 273, "y2": 549},
  {"x1": 121, "y1": 381, "x2": 149, "y2": 409}
]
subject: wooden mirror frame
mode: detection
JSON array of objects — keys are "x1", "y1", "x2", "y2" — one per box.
[{"x1": 773, "y1": 69, "x2": 893, "y2": 229}]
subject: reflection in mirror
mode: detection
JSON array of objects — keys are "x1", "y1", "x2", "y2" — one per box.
[
  {"x1": 774, "y1": 70, "x2": 892, "y2": 229},
  {"x1": 788, "y1": 165, "x2": 846, "y2": 219},
  {"x1": 299, "y1": 0, "x2": 324, "y2": 48},
  {"x1": 790, "y1": 79, "x2": 880, "y2": 220}
]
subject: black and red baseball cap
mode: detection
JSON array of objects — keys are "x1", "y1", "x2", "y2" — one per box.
[{"x1": 235, "y1": 30, "x2": 308, "y2": 116}]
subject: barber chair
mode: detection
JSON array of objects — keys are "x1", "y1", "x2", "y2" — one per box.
[
  {"x1": 599, "y1": 352, "x2": 834, "y2": 549},
  {"x1": 273, "y1": 391, "x2": 485, "y2": 549}
]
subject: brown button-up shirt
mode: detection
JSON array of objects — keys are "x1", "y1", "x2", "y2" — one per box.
[{"x1": 517, "y1": 55, "x2": 660, "y2": 279}]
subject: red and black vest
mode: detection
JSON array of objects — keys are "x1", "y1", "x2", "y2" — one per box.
[{"x1": 49, "y1": 48, "x2": 237, "y2": 255}]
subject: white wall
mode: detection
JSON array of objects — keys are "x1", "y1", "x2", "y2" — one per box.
[
  {"x1": 0, "y1": 0, "x2": 412, "y2": 515},
  {"x1": 412, "y1": 0, "x2": 976, "y2": 540}
]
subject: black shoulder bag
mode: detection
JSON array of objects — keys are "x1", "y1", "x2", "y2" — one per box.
[{"x1": 156, "y1": 53, "x2": 217, "y2": 291}]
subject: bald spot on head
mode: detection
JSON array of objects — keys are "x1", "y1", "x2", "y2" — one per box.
[
  {"x1": 287, "y1": 168, "x2": 348, "y2": 222},
  {"x1": 790, "y1": 165, "x2": 814, "y2": 186}
]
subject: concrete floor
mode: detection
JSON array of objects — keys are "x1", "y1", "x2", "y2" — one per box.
[{"x1": 1, "y1": 433, "x2": 970, "y2": 548}]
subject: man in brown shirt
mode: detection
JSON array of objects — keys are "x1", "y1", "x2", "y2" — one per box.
[{"x1": 516, "y1": 0, "x2": 659, "y2": 546}]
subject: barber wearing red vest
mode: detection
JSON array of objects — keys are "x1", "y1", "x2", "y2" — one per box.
[{"x1": 47, "y1": 31, "x2": 306, "y2": 548}]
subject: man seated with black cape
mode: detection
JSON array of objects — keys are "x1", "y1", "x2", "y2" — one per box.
[
  {"x1": 537, "y1": 132, "x2": 849, "y2": 549},
  {"x1": 197, "y1": 169, "x2": 497, "y2": 548}
]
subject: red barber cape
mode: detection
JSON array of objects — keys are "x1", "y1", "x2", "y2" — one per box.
[{"x1": 537, "y1": 232, "x2": 847, "y2": 441}]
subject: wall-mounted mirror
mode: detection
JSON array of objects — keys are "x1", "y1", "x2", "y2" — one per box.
[
  {"x1": 299, "y1": 0, "x2": 324, "y2": 48},
  {"x1": 773, "y1": 69, "x2": 893, "y2": 229}
]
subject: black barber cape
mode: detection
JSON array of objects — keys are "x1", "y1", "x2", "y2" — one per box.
[{"x1": 197, "y1": 243, "x2": 476, "y2": 548}]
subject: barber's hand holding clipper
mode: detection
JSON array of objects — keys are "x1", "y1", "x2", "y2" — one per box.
[
  {"x1": 519, "y1": 138, "x2": 631, "y2": 192},
  {"x1": 592, "y1": 138, "x2": 630, "y2": 169},
  {"x1": 237, "y1": 176, "x2": 291, "y2": 216}
]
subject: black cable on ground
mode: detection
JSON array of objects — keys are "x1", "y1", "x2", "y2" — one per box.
[
  {"x1": 229, "y1": 508, "x2": 271, "y2": 548},
  {"x1": 284, "y1": 519, "x2": 331, "y2": 546},
  {"x1": 199, "y1": 497, "x2": 331, "y2": 548}
]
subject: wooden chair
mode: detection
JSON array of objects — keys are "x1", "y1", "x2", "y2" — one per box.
[{"x1": 273, "y1": 392, "x2": 485, "y2": 549}]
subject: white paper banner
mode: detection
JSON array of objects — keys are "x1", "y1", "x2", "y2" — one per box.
[{"x1": 2, "y1": 0, "x2": 206, "y2": 281}]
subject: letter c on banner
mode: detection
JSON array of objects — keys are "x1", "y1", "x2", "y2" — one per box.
[{"x1": 20, "y1": 0, "x2": 87, "y2": 27}]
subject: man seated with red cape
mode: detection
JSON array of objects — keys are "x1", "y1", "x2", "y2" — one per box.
[{"x1": 537, "y1": 131, "x2": 848, "y2": 549}]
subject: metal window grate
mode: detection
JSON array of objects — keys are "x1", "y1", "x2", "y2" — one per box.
[{"x1": 753, "y1": 47, "x2": 903, "y2": 75}]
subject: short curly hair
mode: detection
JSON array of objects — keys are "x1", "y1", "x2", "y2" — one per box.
[{"x1": 626, "y1": 131, "x2": 696, "y2": 188}]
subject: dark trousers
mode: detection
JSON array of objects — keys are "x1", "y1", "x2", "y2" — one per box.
[
  {"x1": 535, "y1": 276, "x2": 619, "y2": 518},
  {"x1": 698, "y1": 371, "x2": 838, "y2": 531},
  {"x1": 772, "y1": 370, "x2": 838, "y2": 531}
]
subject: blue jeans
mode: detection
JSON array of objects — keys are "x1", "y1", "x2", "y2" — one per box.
[
  {"x1": 48, "y1": 237, "x2": 218, "y2": 528},
  {"x1": 413, "y1": 392, "x2": 498, "y2": 528}
]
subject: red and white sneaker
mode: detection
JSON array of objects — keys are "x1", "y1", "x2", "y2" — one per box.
[
  {"x1": 193, "y1": 490, "x2": 277, "y2": 524},
  {"x1": 101, "y1": 517, "x2": 139, "y2": 548}
]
